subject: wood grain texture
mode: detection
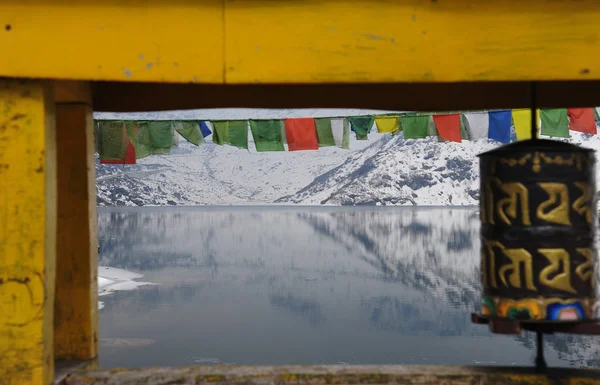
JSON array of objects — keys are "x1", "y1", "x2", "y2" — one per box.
[
  {"x1": 54, "y1": 97, "x2": 98, "y2": 360},
  {"x1": 0, "y1": 0, "x2": 223, "y2": 83},
  {"x1": 0, "y1": 80, "x2": 56, "y2": 385},
  {"x1": 63, "y1": 365, "x2": 600, "y2": 385},
  {"x1": 225, "y1": 0, "x2": 600, "y2": 83},
  {"x1": 2, "y1": 0, "x2": 600, "y2": 83}
]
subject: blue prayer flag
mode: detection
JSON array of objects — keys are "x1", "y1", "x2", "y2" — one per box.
[
  {"x1": 199, "y1": 121, "x2": 212, "y2": 138},
  {"x1": 488, "y1": 111, "x2": 512, "y2": 144}
]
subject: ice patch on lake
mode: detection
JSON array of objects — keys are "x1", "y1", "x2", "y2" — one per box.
[{"x1": 98, "y1": 266, "x2": 158, "y2": 310}]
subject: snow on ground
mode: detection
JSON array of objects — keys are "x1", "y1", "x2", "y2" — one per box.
[{"x1": 98, "y1": 266, "x2": 157, "y2": 310}]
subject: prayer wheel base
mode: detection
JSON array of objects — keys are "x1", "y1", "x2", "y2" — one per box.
[{"x1": 471, "y1": 313, "x2": 600, "y2": 335}]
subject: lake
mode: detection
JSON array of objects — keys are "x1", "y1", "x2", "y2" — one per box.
[{"x1": 97, "y1": 206, "x2": 600, "y2": 369}]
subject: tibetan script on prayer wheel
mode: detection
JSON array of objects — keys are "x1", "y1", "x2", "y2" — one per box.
[{"x1": 478, "y1": 140, "x2": 599, "y2": 321}]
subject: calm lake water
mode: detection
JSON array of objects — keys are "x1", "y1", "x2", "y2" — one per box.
[{"x1": 97, "y1": 206, "x2": 600, "y2": 369}]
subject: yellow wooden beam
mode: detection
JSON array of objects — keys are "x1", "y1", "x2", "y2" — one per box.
[
  {"x1": 0, "y1": 0, "x2": 223, "y2": 83},
  {"x1": 2, "y1": 0, "x2": 600, "y2": 83},
  {"x1": 225, "y1": 0, "x2": 600, "y2": 83},
  {"x1": 54, "y1": 82, "x2": 98, "y2": 361},
  {"x1": 0, "y1": 80, "x2": 57, "y2": 385}
]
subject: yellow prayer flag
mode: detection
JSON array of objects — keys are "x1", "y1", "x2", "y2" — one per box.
[
  {"x1": 512, "y1": 109, "x2": 541, "y2": 141},
  {"x1": 375, "y1": 116, "x2": 399, "y2": 133}
]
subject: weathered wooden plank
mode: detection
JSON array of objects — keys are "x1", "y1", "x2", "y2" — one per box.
[
  {"x1": 0, "y1": 80, "x2": 57, "y2": 385},
  {"x1": 0, "y1": 0, "x2": 223, "y2": 83},
  {"x1": 2, "y1": 1, "x2": 600, "y2": 83},
  {"x1": 226, "y1": 0, "x2": 600, "y2": 83},
  {"x1": 63, "y1": 365, "x2": 600, "y2": 385},
  {"x1": 53, "y1": 82, "x2": 98, "y2": 360},
  {"x1": 91, "y1": 81, "x2": 600, "y2": 113}
]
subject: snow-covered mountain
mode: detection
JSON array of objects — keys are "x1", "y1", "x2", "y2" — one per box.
[
  {"x1": 276, "y1": 136, "x2": 497, "y2": 205},
  {"x1": 95, "y1": 109, "x2": 390, "y2": 206},
  {"x1": 95, "y1": 109, "x2": 600, "y2": 207}
]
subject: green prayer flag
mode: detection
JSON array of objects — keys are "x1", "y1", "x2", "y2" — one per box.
[
  {"x1": 401, "y1": 115, "x2": 430, "y2": 139},
  {"x1": 541, "y1": 109, "x2": 569, "y2": 138},
  {"x1": 99, "y1": 120, "x2": 127, "y2": 161},
  {"x1": 348, "y1": 116, "x2": 374, "y2": 140},
  {"x1": 314, "y1": 118, "x2": 336, "y2": 147},
  {"x1": 213, "y1": 120, "x2": 249, "y2": 149},
  {"x1": 249, "y1": 120, "x2": 285, "y2": 152},
  {"x1": 175, "y1": 121, "x2": 203, "y2": 146},
  {"x1": 134, "y1": 121, "x2": 153, "y2": 159},
  {"x1": 148, "y1": 121, "x2": 175, "y2": 148}
]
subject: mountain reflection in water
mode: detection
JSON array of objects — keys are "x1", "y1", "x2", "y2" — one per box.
[{"x1": 97, "y1": 206, "x2": 600, "y2": 369}]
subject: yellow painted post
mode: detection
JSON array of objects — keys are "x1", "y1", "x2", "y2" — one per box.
[
  {"x1": 53, "y1": 81, "x2": 98, "y2": 360},
  {"x1": 0, "y1": 80, "x2": 57, "y2": 385}
]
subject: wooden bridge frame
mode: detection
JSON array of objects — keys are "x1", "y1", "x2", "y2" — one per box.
[{"x1": 3, "y1": 1, "x2": 600, "y2": 384}]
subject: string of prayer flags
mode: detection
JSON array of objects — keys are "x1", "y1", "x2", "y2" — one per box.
[
  {"x1": 348, "y1": 116, "x2": 374, "y2": 140},
  {"x1": 464, "y1": 112, "x2": 489, "y2": 139},
  {"x1": 540, "y1": 109, "x2": 569, "y2": 138},
  {"x1": 401, "y1": 115, "x2": 429, "y2": 139},
  {"x1": 488, "y1": 110, "x2": 512, "y2": 144},
  {"x1": 249, "y1": 120, "x2": 285, "y2": 152},
  {"x1": 595, "y1": 108, "x2": 600, "y2": 122},
  {"x1": 568, "y1": 108, "x2": 597, "y2": 134},
  {"x1": 213, "y1": 120, "x2": 249, "y2": 149},
  {"x1": 99, "y1": 121, "x2": 129, "y2": 163},
  {"x1": 314, "y1": 118, "x2": 336, "y2": 147},
  {"x1": 199, "y1": 121, "x2": 212, "y2": 138},
  {"x1": 175, "y1": 121, "x2": 203, "y2": 146},
  {"x1": 512, "y1": 109, "x2": 541, "y2": 141},
  {"x1": 432, "y1": 114, "x2": 462, "y2": 142},
  {"x1": 284, "y1": 118, "x2": 319, "y2": 151},
  {"x1": 331, "y1": 118, "x2": 350, "y2": 149},
  {"x1": 374, "y1": 116, "x2": 399, "y2": 134}
]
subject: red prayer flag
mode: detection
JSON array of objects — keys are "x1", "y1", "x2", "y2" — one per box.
[
  {"x1": 100, "y1": 140, "x2": 137, "y2": 164},
  {"x1": 432, "y1": 114, "x2": 462, "y2": 142},
  {"x1": 568, "y1": 108, "x2": 597, "y2": 134},
  {"x1": 284, "y1": 118, "x2": 319, "y2": 151}
]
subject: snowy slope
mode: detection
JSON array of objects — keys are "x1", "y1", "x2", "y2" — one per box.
[
  {"x1": 278, "y1": 131, "x2": 600, "y2": 206},
  {"x1": 96, "y1": 108, "x2": 600, "y2": 207},
  {"x1": 277, "y1": 136, "x2": 497, "y2": 205},
  {"x1": 95, "y1": 109, "x2": 390, "y2": 206}
]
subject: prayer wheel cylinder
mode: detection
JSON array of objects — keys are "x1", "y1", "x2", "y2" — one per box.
[{"x1": 478, "y1": 139, "x2": 599, "y2": 321}]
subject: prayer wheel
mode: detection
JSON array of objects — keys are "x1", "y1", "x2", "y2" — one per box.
[{"x1": 478, "y1": 139, "x2": 599, "y2": 321}]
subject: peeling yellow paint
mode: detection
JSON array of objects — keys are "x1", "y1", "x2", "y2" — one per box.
[
  {"x1": 0, "y1": 80, "x2": 56, "y2": 385},
  {"x1": 225, "y1": 0, "x2": 600, "y2": 83},
  {"x1": 2, "y1": 1, "x2": 600, "y2": 83},
  {"x1": 0, "y1": 0, "x2": 223, "y2": 83}
]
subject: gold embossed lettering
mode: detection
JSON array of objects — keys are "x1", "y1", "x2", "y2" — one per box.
[
  {"x1": 538, "y1": 249, "x2": 576, "y2": 294},
  {"x1": 572, "y1": 182, "x2": 593, "y2": 224},
  {"x1": 495, "y1": 179, "x2": 531, "y2": 225},
  {"x1": 483, "y1": 241, "x2": 499, "y2": 288},
  {"x1": 575, "y1": 248, "x2": 593, "y2": 282},
  {"x1": 536, "y1": 183, "x2": 571, "y2": 226},
  {"x1": 497, "y1": 247, "x2": 536, "y2": 291}
]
